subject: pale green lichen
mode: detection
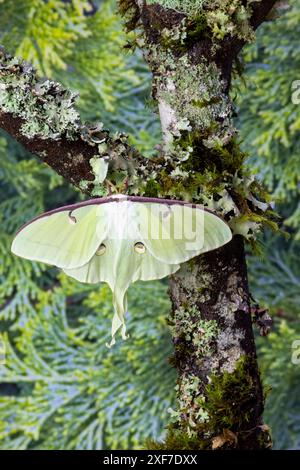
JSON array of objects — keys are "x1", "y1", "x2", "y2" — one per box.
[
  {"x1": 0, "y1": 54, "x2": 80, "y2": 139},
  {"x1": 146, "y1": 0, "x2": 259, "y2": 42},
  {"x1": 170, "y1": 306, "x2": 219, "y2": 360},
  {"x1": 160, "y1": 20, "x2": 187, "y2": 47},
  {"x1": 80, "y1": 122, "x2": 107, "y2": 146},
  {"x1": 168, "y1": 375, "x2": 209, "y2": 436},
  {"x1": 0, "y1": 48, "x2": 145, "y2": 198},
  {"x1": 147, "y1": 0, "x2": 205, "y2": 17},
  {"x1": 206, "y1": 0, "x2": 260, "y2": 41},
  {"x1": 90, "y1": 185, "x2": 108, "y2": 197},
  {"x1": 229, "y1": 217, "x2": 261, "y2": 239},
  {"x1": 202, "y1": 189, "x2": 239, "y2": 217},
  {"x1": 156, "y1": 54, "x2": 232, "y2": 134},
  {"x1": 169, "y1": 263, "x2": 247, "y2": 374},
  {"x1": 79, "y1": 178, "x2": 107, "y2": 197},
  {"x1": 89, "y1": 155, "x2": 109, "y2": 184},
  {"x1": 169, "y1": 260, "x2": 213, "y2": 304},
  {"x1": 78, "y1": 179, "x2": 90, "y2": 191}
]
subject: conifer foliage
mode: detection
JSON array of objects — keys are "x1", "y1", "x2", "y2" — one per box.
[{"x1": 0, "y1": 0, "x2": 299, "y2": 450}]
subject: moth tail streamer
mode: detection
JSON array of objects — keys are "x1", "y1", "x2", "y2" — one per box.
[{"x1": 106, "y1": 291, "x2": 129, "y2": 348}]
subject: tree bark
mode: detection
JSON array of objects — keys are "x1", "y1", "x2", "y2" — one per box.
[{"x1": 168, "y1": 237, "x2": 270, "y2": 449}]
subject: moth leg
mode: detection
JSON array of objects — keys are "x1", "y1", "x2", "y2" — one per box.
[
  {"x1": 124, "y1": 177, "x2": 129, "y2": 191},
  {"x1": 105, "y1": 180, "x2": 117, "y2": 195}
]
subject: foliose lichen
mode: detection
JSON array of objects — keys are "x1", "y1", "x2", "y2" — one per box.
[
  {"x1": 168, "y1": 374, "x2": 209, "y2": 436},
  {"x1": 156, "y1": 54, "x2": 233, "y2": 135},
  {"x1": 0, "y1": 49, "x2": 80, "y2": 139},
  {"x1": 122, "y1": 0, "x2": 259, "y2": 45},
  {"x1": 169, "y1": 306, "x2": 219, "y2": 360},
  {"x1": 0, "y1": 47, "x2": 141, "y2": 196},
  {"x1": 147, "y1": 0, "x2": 205, "y2": 17}
]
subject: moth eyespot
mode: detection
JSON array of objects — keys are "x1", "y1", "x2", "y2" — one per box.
[
  {"x1": 96, "y1": 243, "x2": 106, "y2": 256},
  {"x1": 134, "y1": 242, "x2": 146, "y2": 254}
]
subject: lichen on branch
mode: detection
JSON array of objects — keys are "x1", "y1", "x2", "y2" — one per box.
[
  {"x1": 146, "y1": 0, "x2": 260, "y2": 42},
  {"x1": 0, "y1": 46, "x2": 144, "y2": 196}
]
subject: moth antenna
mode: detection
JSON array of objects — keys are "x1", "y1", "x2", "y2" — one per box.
[{"x1": 68, "y1": 210, "x2": 77, "y2": 224}]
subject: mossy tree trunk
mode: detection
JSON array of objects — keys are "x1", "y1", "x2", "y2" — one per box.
[
  {"x1": 127, "y1": 0, "x2": 277, "y2": 450},
  {"x1": 167, "y1": 237, "x2": 268, "y2": 449}
]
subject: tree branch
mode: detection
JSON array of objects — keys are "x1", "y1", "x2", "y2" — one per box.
[
  {"x1": 250, "y1": 0, "x2": 279, "y2": 30},
  {"x1": 227, "y1": 0, "x2": 279, "y2": 60},
  {"x1": 0, "y1": 47, "x2": 150, "y2": 196}
]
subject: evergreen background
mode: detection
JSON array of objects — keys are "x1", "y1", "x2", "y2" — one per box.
[{"x1": 0, "y1": 0, "x2": 299, "y2": 450}]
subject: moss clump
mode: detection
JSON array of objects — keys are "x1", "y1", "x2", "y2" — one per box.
[
  {"x1": 147, "y1": 356, "x2": 271, "y2": 450},
  {"x1": 145, "y1": 427, "x2": 209, "y2": 450},
  {"x1": 203, "y1": 355, "x2": 260, "y2": 432}
]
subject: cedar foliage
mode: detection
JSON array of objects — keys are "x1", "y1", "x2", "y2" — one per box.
[
  {"x1": 0, "y1": 0, "x2": 299, "y2": 450},
  {"x1": 239, "y1": 0, "x2": 300, "y2": 449}
]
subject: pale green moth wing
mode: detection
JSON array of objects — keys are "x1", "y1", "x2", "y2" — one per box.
[
  {"x1": 11, "y1": 196, "x2": 232, "y2": 347},
  {"x1": 135, "y1": 202, "x2": 232, "y2": 265},
  {"x1": 11, "y1": 204, "x2": 106, "y2": 270},
  {"x1": 63, "y1": 200, "x2": 180, "y2": 346}
]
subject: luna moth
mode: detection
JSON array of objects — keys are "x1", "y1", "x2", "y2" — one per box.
[{"x1": 11, "y1": 195, "x2": 232, "y2": 346}]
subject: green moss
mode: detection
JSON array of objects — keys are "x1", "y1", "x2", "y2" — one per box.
[
  {"x1": 145, "y1": 427, "x2": 209, "y2": 450},
  {"x1": 203, "y1": 355, "x2": 259, "y2": 432},
  {"x1": 147, "y1": 356, "x2": 271, "y2": 450}
]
